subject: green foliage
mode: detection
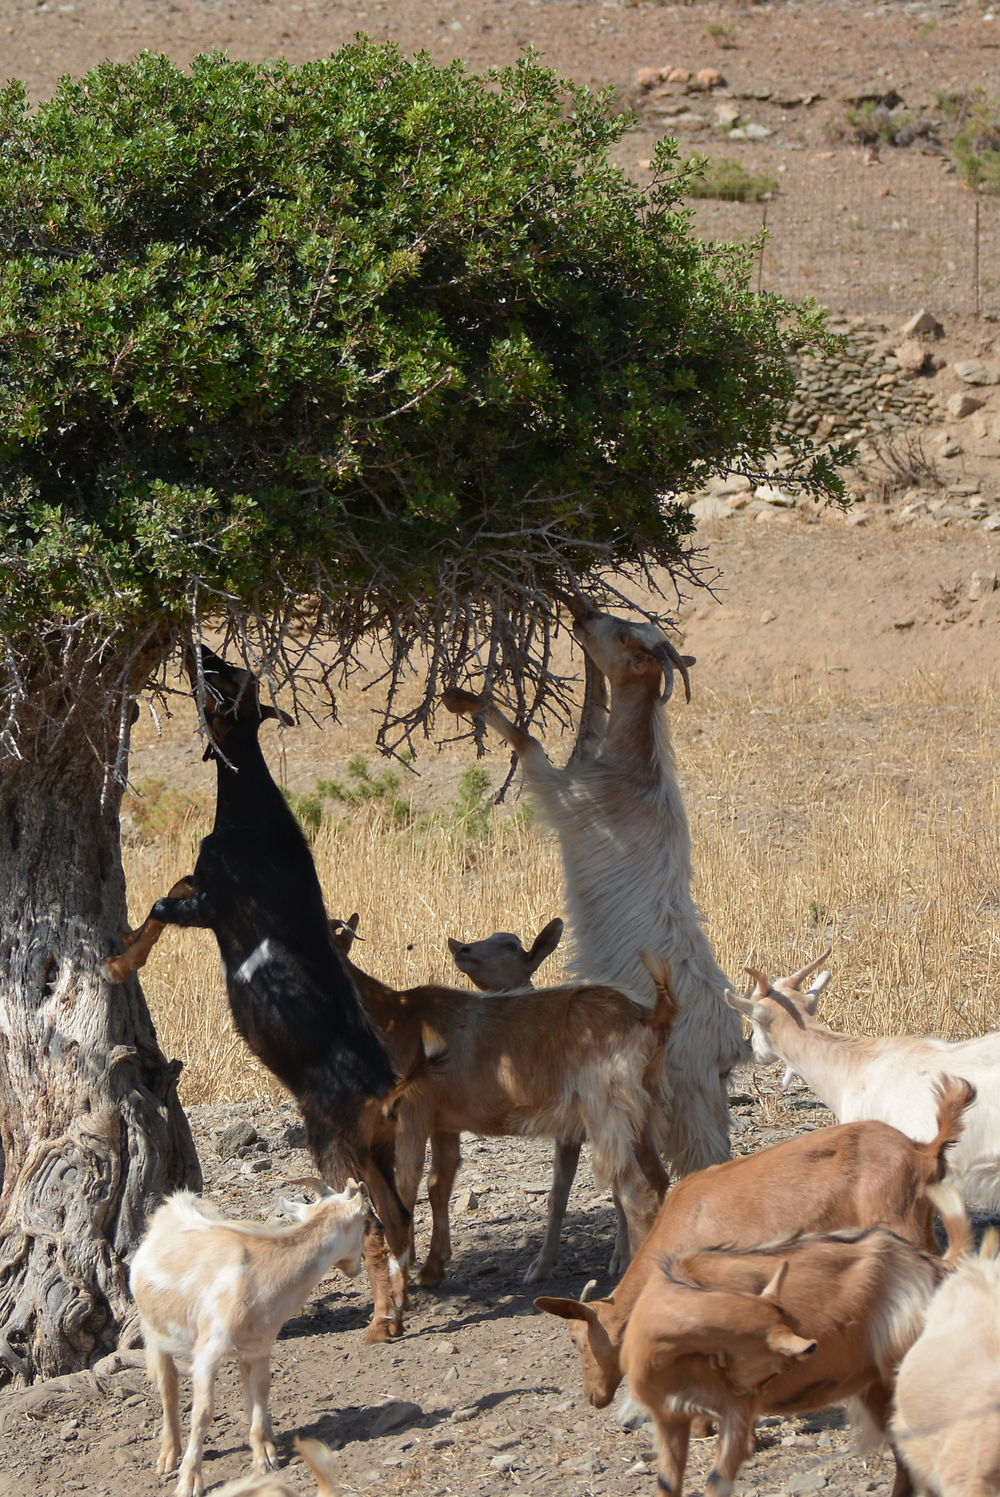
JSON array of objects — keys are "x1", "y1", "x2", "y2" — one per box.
[
  {"x1": 843, "y1": 100, "x2": 912, "y2": 146},
  {"x1": 684, "y1": 155, "x2": 777, "y2": 203},
  {"x1": 954, "y1": 99, "x2": 1000, "y2": 191},
  {"x1": 0, "y1": 43, "x2": 843, "y2": 658},
  {"x1": 125, "y1": 776, "x2": 211, "y2": 845},
  {"x1": 317, "y1": 756, "x2": 414, "y2": 828}
]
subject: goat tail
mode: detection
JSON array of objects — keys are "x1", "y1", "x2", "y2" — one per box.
[
  {"x1": 381, "y1": 1026, "x2": 448, "y2": 1119},
  {"x1": 925, "y1": 1075, "x2": 977, "y2": 1178},
  {"x1": 639, "y1": 950, "x2": 678, "y2": 1037},
  {"x1": 925, "y1": 1179, "x2": 975, "y2": 1263}
]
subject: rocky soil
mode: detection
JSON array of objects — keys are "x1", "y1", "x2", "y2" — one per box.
[
  {"x1": 0, "y1": 1082, "x2": 915, "y2": 1497},
  {"x1": 1, "y1": 3, "x2": 999, "y2": 1494}
]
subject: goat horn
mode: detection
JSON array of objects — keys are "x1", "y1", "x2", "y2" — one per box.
[
  {"x1": 744, "y1": 967, "x2": 771, "y2": 1000},
  {"x1": 652, "y1": 640, "x2": 694, "y2": 705},
  {"x1": 580, "y1": 1278, "x2": 599, "y2": 1304},
  {"x1": 783, "y1": 948, "x2": 833, "y2": 991},
  {"x1": 283, "y1": 1176, "x2": 331, "y2": 1196}
]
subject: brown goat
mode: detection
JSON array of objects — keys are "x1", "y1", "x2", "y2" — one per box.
[
  {"x1": 535, "y1": 1075, "x2": 973, "y2": 1415},
  {"x1": 619, "y1": 1212, "x2": 968, "y2": 1497},
  {"x1": 331, "y1": 916, "x2": 676, "y2": 1285}
]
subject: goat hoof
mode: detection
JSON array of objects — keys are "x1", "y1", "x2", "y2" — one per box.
[
  {"x1": 415, "y1": 1262, "x2": 445, "y2": 1287},
  {"x1": 364, "y1": 1316, "x2": 404, "y2": 1343},
  {"x1": 523, "y1": 1258, "x2": 553, "y2": 1285}
]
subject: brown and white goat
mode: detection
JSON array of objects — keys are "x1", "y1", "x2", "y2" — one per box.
[
  {"x1": 332, "y1": 916, "x2": 676, "y2": 1286},
  {"x1": 535, "y1": 1075, "x2": 973, "y2": 1417},
  {"x1": 726, "y1": 950, "x2": 1000, "y2": 1210},
  {"x1": 131, "y1": 1179, "x2": 369, "y2": 1497},
  {"x1": 447, "y1": 915, "x2": 627, "y2": 1281},
  {"x1": 620, "y1": 1212, "x2": 968, "y2": 1497},
  {"x1": 892, "y1": 1181, "x2": 1000, "y2": 1497},
  {"x1": 441, "y1": 593, "x2": 746, "y2": 1191}
]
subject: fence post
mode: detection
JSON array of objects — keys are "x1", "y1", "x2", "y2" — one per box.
[{"x1": 973, "y1": 194, "x2": 981, "y2": 319}]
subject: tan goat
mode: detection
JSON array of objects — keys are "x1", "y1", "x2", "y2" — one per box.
[
  {"x1": 619, "y1": 1213, "x2": 967, "y2": 1497},
  {"x1": 448, "y1": 916, "x2": 615, "y2": 1280},
  {"x1": 212, "y1": 1436, "x2": 341, "y2": 1495},
  {"x1": 131, "y1": 1179, "x2": 369, "y2": 1497},
  {"x1": 331, "y1": 916, "x2": 676, "y2": 1285},
  {"x1": 534, "y1": 1075, "x2": 973, "y2": 1414},
  {"x1": 892, "y1": 1181, "x2": 1000, "y2": 1497}
]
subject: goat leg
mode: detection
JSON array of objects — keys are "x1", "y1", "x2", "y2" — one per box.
[
  {"x1": 524, "y1": 1138, "x2": 583, "y2": 1285},
  {"x1": 417, "y1": 1129, "x2": 462, "y2": 1287},
  {"x1": 104, "y1": 876, "x2": 195, "y2": 982}
]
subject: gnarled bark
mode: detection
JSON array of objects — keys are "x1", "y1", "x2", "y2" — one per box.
[{"x1": 0, "y1": 644, "x2": 200, "y2": 1385}]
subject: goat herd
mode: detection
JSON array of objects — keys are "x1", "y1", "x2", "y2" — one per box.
[{"x1": 105, "y1": 596, "x2": 1000, "y2": 1497}]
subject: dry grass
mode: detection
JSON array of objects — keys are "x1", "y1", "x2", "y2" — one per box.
[{"x1": 126, "y1": 674, "x2": 1000, "y2": 1106}]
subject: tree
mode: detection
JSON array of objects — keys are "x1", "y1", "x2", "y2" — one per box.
[{"x1": 0, "y1": 42, "x2": 845, "y2": 1383}]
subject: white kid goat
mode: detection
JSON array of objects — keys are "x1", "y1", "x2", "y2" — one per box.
[
  {"x1": 131, "y1": 1178, "x2": 369, "y2": 1497},
  {"x1": 442, "y1": 593, "x2": 746, "y2": 1185},
  {"x1": 726, "y1": 951, "x2": 1000, "y2": 1208},
  {"x1": 892, "y1": 1181, "x2": 1000, "y2": 1497}
]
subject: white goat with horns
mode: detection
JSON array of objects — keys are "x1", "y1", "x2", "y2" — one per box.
[
  {"x1": 726, "y1": 949, "x2": 1000, "y2": 1209},
  {"x1": 441, "y1": 594, "x2": 746, "y2": 1197}
]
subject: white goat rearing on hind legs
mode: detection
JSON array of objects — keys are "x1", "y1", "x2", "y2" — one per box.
[
  {"x1": 441, "y1": 594, "x2": 746, "y2": 1184},
  {"x1": 726, "y1": 950, "x2": 1000, "y2": 1209}
]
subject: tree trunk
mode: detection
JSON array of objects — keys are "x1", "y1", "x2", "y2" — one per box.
[{"x1": 0, "y1": 643, "x2": 201, "y2": 1386}]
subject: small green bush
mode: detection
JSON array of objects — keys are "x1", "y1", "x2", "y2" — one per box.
[
  {"x1": 684, "y1": 155, "x2": 776, "y2": 203},
  {"x1": 954, "y1": 102, "x2": 1000, "y2": 191}
]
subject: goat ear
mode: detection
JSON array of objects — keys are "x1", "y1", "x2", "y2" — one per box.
[
  {"x1": 528, "y1": 917, "x2": 564, "y2": 965},
  {"x1": 261, "y1": 703, "x2": 295, "y2": 727},
  {"x1": 724, "y1": 989, "x2": 754, "y2": 1017},
  {"x1": 804, "y1": 971, "x2": 832, "y2": 1015},
  {"x1": 446, "y1": 937, "x2": 462, "y2": 956},
  {"x1": 759, "y1": 1260, "x2": 789, "y2": 1303},
  {"x1": 278, "y1": 1197, "x2": 310, "y2": 1221},
  {"x1": 534, "y1": 1295, "x2": 596, "y2": 1325},
  {"x1": 766, "y1": 1327, "x2": 816, "y2": 1360}
]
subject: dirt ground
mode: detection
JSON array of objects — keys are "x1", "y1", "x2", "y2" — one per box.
[{"x1": 2, "y1": 3, "x2": 1000, "y2": 1494}]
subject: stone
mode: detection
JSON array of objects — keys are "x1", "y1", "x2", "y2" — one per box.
[
  {"x1": 938, "y1": 437, "x2": 962, "y2": 457},
  {"x1": 241, "y1": 1156, "x2": 270, "y2": 1174},
  {"x1": 370, "y1": 1400, "x2": 423, "y2": 1436},
  {"x1": 461, "y1": 1188, "x2": 479, "y2": 1210},
  {"x1": 665, "y1": 66, "x2": 691, "y2": 83},
  {"x1": 707, "y1": 473, "x2": 752, "y2": 497},
  {"x1": 689, "y1": 496, "x2": 733, "y2": 523},
  {"x1": 787, "y1": 1472, "x2": 828, "y2": 1494},
  {"x1": 754, "y1": 483, "x2": 797, "y2": 507},
  {"x1": 900, "y1": 308, "x2": 943, "y2": 338},
  {"x1": 634, "y1": 66, "x2": 660, "y2": 90},
  {"x1": 760, "y1": 610, "x2": 776, "y2": 624},
  {"x1": 954, "y1": 359, "x2": 998, "y2": 386},
  {"x1": 946, "y1": 392, "x2": 985, "y2": 419},
  {"x1": 743, "y1": 122, "x2": 773, "y2": 140},
  {"x1": 715, "y1": 102, "x2": 742, "y2": 127},
  {"x1": 217, "y1": 1119, "x2": 258, "y2": 1157},
  {"x1": 969, "y1": 570, "x2": 998, "y2": 601},
  {"x1": 894, "y1": 339, "x2": 928, "y2": 374}
]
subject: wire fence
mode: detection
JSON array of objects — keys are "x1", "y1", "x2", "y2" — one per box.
[{"x1": 686, "y1": 153, "x2": 1000, "y2": 319}]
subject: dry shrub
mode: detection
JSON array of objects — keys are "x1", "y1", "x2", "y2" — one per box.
[{"x1": 130, "y1": 675, "x2": 999, "y2": 1105}]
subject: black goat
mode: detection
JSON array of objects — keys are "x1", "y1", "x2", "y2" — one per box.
[{"x1": 109, "y1": 648, "x2": 412, "y2": 1341}]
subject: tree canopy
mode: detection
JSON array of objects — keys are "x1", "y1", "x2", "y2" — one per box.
[{"x1": 0, "y1": 42, "x2": 844, "y2": 751}]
